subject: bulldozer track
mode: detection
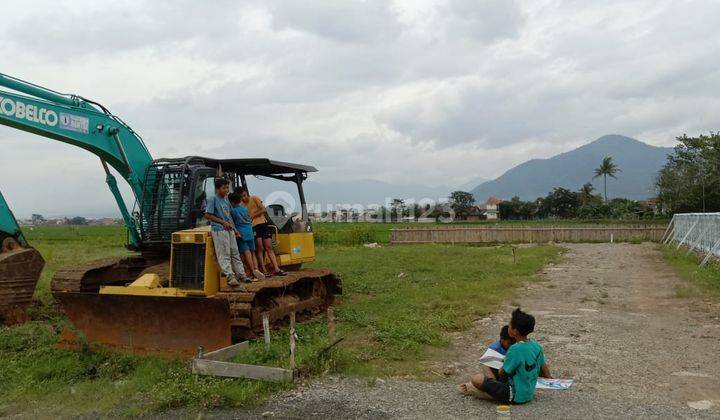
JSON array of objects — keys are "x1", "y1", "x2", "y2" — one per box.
[{"x1": 215, "y1": 268, "x2": 341, "y2": 338}]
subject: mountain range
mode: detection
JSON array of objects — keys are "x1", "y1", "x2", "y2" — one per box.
[{"x1": 470, "y1": 134, "x2": 673, "y2": 201}]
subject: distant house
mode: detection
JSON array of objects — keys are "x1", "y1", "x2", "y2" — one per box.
[
  {"x1": 88, "y1": 217, "x2": 122, "y2": 226},
  {"x1": 46, "y1": 218, "x2": 68, "y2": 226},
  {"x1": 462, "y1": 206, "x2": 484, "y2": 221},
  {"x1": 483, "y1": 196, "x2": 501, "y2": 220},
  {"x1": 467, "y1": 197, "x2": 501, "y2": 221},
  {"x1": 638, "y1": 198, "x2": 662, "y2": 216}
]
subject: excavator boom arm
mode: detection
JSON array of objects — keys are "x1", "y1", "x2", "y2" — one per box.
[{"x1": 0, "y1": 74, "x2": 154, "y2": 247}]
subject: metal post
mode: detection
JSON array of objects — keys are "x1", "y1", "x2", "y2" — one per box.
[
  {"x1": 327, "y1": 307, "x2": 336, "y2": 341},
  {"x1": 289, "y1": 312, "x2": 297, "y2": 371},
  {"x1": 262, "y1": 312, "x2": 271, "y2": 350},
  {"x1": 295, "y1": 173, "x2": 308, "y2": 222},
  {"x1": 660, "y1": 215, "x2": 675, "y2": 243},
  {"x1": 701, "y1": 237, "x2": 720, "y2": 267},
  {"x1": 676, "y1": 219, "x2": 699, "y2": 249},
  {"x1": 688, "y1": 222, "x2": 712, "y2": 255},
  {"x1": 663, "y1": 225, "x2": 676, "y2": 245}
]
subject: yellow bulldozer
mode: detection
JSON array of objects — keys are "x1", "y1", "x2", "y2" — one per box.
[{"x1": 51, "y1": 159, "x2": 342, "y2": 356}]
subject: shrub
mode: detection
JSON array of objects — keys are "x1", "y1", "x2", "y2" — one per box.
[{"x1": 341, "y1": 225, "x2": 374, "y2": 245}]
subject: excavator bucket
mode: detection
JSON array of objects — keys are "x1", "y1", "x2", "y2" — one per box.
[
  {"x1": 54, "y1": 292, "x2": 233, "y2": 357},
  {"x1": 0, "y1": 245, "x2": 44, "y2": 325}
]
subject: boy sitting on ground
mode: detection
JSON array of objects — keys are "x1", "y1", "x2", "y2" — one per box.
[
  {"x1": 460, "y1": 308, "x2": 552, "y2": 405},
  {"x1": 229, "y1": 192, "x2": 265, "y2": 281}
]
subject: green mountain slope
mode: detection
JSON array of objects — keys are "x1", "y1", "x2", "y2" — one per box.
[{"x1": 471, "y1": 135, "x2": 673, "y2": 201}]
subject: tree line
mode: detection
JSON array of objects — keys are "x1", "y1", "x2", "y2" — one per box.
[
  {"x1": 451, "y1": 155, "x2": 660, "y2": 220},
  {"x1": 656, "y1": 133, "x2": 720, "y2": 213},
  {"x1": 497, "y1": 185, "x2": 657, "y2": 220}
]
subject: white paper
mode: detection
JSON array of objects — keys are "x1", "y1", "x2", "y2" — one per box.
[
  {"x1": 536, "y1": 378, "x2": 574, "y2": 390},
  {"x1": 479, "y1": 348, "x2": 505, "y2": 370}
]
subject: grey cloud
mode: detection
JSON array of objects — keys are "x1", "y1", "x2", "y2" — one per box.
[
  {"x1": 268, "y1": 0, "x2": 401, "y2": 43},
  {"x1": 445, "y1": 0, "x2": 524, "y2": 42},
  {"x1": 3, "y1": 1, "x2": 246, "y2": 59}
]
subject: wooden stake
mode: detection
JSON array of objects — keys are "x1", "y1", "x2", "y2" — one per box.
[
  {"x1": 327, "y1": 307, "x2": 336, "y2": 341},
  {"x1": 289, "y1": 312, "x2": 297, "y2": 371},
  {"x1": 512, "y1": 247, "x2": 516, "y2": 264},
  {"x1": 262, "y1": 312, "x2": 271, "y2": 350}
]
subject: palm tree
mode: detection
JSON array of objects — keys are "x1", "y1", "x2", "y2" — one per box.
[{"x1": 593, "y1": 156, "x2": 620, "y2": 202}]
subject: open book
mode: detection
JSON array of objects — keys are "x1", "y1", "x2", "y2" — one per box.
[
  {"x1": 479, "y1": 347, "x2": 573, "y2": 390},
  {"x1": 479, "y1": 347, "x2": 505, "y2": 370}
]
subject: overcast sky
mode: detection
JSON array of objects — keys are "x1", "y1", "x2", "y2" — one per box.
[{"x1": 1, "y1": 0, "x2": 719, "y2": 217}]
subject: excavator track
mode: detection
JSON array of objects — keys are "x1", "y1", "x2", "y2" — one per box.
[{"x1": 0, "y1": 242, "x2": 44, "y2": 325}]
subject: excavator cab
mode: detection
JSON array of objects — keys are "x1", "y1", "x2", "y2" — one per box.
[{"x1": 134, "y1": 157, "x2": 217, "y2": 256}]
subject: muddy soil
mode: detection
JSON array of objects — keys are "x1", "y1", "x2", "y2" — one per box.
[{"x1": 210, "y1": 243, "x2": 720, "y2": 419}]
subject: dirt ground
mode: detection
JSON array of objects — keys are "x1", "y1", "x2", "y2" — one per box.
[{"x1": 210, "y1": 243, "x2": 720, "y2": 419}]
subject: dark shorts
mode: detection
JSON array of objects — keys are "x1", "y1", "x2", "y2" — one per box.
[
  {"x1": 253, "y1": 222, "x2": 274, "y2": 239},
  {"x1": 482, "y1": 376, "x2": 512, "y2": 404},
  {"x1": 237, "y1": 238, "x2": 255, "y2": 253}
]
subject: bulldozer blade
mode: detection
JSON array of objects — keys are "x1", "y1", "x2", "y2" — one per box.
[
  {"x1": 54, "y1": 292, "x2": 232, "y2": 357},
  {"x1": 0, "y1": 247, "x2": 44, "y2": 325}
]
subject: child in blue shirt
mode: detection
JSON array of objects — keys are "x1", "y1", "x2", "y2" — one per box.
[
  {"x1": 229, "y1": 193, "x2": 265, "y2": 280},
  {"x1": 204, "y1": 179, "x2": 250, "y2": 287},
  {"x1": 488, "y1": 325, "x2": 515, "y2": 356}
]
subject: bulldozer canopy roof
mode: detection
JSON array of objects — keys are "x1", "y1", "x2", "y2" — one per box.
[{"x1": 199, "y1": 158, "x2": 317, "y2": 176}]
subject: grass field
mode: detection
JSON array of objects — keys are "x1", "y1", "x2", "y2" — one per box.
[
  {"x1": 1, "y1": 225, "x2": 559, "y2": 417},
  {"x1": 661, "y1": 246, "x2": 720, "y2": 296}
]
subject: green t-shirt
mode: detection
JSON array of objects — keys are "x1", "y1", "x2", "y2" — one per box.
[{"x1": 503, "y1": 339, "x2": 545, "y2": 403}]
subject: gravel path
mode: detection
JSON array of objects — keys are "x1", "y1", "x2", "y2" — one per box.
[{"x1": 216, "y1": 243, "x2": 720, "y2": 419}]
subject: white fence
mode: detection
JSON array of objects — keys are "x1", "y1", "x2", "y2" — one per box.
[{"x1": 663, "y1": 213, "x2": 720, "y2": 266}]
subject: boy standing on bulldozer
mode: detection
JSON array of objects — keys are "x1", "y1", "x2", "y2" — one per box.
[
  {"x1": 229, "y1": 192, "x2": 265, "y2": 281},
  {"x1": 204, "y1": 178, "x2": 251, "y2": 287},
  {"x1": 237, "y1": 187, "x2": 287, "y2": 277}
]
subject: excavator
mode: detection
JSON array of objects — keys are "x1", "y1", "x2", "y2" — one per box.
[
  {"x1": 0, "y1": 73, "x2": 340, "y2": 355},
  {"x1": 0, "y1": 190, "x2": 44, "y2": 324}
]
